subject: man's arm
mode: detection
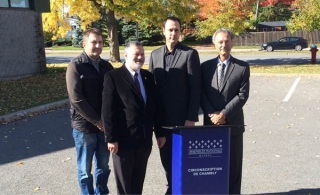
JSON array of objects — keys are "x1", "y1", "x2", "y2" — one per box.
[
  {"x1": 101, "y1": 73, "x2": 118, "y2": 143},
  {"x1": 149, "y1": 52, "x2": 155, "y2": 73},
  {"x1": 66, "y1": 61, "x2": 101, "y2": 126},
  {"x1": 185, "y1": 49, "x2": 201, "y2": 124}
]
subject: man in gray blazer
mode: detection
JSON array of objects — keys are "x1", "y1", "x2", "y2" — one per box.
[
  {"x1": 149, "y1": 16, "x2": 201, "y2": 194},
  {"x1": 201, "y1": 28, "x2": 250, "y2": 194}
]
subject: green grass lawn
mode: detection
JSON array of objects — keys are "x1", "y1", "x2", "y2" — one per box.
[{"x1": 0, "y1": 63, "x2": 319, "y2": 116}]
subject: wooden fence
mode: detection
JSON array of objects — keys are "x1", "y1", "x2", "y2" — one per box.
[{"x1": 233, "y1": 30, "x2": 320, "y2": 46}]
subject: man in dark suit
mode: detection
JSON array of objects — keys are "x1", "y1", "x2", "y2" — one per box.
[
  {"x1": 149, "y1": 16, "x2": 201, "y2": 194},
  {"x1": 102, "y1": 41, "x2": 166, "y2": 195},
  {"x1": 201, "y1": 28, "x2": 250, "y2": 194}
]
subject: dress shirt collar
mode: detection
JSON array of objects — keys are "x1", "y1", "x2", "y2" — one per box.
[
  {"x1": 164, "y1": 42, "x2": 179, "y2": 56},
  {"x1": 86, "y1": 54, "x2": 101, "y2": 72},
  {"x1": 125, "y1": 63, "x2": 141, "y2": 78},
  {"x1": 218, "y1": 55, "x2": 230, "y2": 66},
  {"x1": 86, "y1": 53, "x2": 101, "y2": 65}
]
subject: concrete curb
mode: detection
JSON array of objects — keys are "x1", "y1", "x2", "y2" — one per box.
[{"x1": 0, "y1": 99, "x2": 69, "y2": 124}]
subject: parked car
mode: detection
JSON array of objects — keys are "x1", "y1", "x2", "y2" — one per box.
[{"x1": 261, "y1": 37, "x2": 308, "y2": 52}]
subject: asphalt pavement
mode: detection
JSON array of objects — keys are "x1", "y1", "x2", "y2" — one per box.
[{"x1": 1, "y1": 50, "x2": 320, "y2": 194}]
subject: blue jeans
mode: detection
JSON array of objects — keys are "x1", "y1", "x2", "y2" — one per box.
[{"x1": 73, "y1": 129, "x2": 111, "y2": 195}]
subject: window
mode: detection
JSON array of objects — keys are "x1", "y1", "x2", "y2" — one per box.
[
  {"x1": 0, "y1": 0, "x2": 29, "y2": 8},
  {"x1": 0, "y1": 1, "x2": 9, "y2": 7},
  {"x1": 279, "y1": 38, "x2": 287, "y2": 42}
]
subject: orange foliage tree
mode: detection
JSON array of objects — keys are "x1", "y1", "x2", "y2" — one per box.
[
  {"x1": 196, "y1": 0, "x2": 220, "y2": 20},
  {"x1": 195, "y1": 0, "x2": 257, "y2": 37},
  {"x1": 260, "y1": 0, "x2": 295, "y2": 6}
]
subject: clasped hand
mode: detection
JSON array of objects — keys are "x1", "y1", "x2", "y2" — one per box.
[{"x1": 209, "y1": 112, "x2": 226, "y2": 125}]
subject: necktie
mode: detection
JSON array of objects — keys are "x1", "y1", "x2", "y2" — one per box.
[
  {"x1": 134, "y1": 72, "x2": 142, "y2": 95},
  {"x1": 218, "y1": 63, "x2": 226, "y2": 90}
]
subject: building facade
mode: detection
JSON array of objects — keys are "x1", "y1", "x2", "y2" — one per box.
[{"x1": 0, "y1": 0, "x2": 50, "y2": 80}]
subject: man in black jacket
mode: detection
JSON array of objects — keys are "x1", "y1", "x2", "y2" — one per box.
[
  {"x1": 149, "y1": 16, "x2": 201, "y2": 194},
  {"x1": 66, "y1": 28, "x2": 113, "y2": 195},
  {"x1": 102, "y1": 41, "x2": 166, "y2": 194}
]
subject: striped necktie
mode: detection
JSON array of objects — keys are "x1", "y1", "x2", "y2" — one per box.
[{"x1": 218, "y1": 63, "x2": 226, "y2": 90}]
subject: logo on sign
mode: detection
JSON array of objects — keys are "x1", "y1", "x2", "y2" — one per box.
[{"x1": 188, "y1": 139, "x2": 223, "y2": 158}]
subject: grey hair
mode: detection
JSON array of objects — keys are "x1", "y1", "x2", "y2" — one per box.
[
  {"x1": 125, "y1": 41, "x2": 142, "y2": 53},
  {"x1": 212, "y1": 28, "x2": 234, "y2": 44}
]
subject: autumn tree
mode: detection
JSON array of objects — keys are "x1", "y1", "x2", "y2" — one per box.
[
  {"x1": 260, "y1": 0, "x2": 294, "y2": 6},
  {"x1": 258, "y1": 0, "x2": 295, "y2": 21},
  {"x1": 195, "y1": 0, "x2": 257, "y2": 38},
  {"x1": 196, "y1": 0, "x2": 220, "y2": 20},
  {"x1": 287, "y1": 0, "x2": 320, "y2": 43},
  {"x1": 42, "y1": 0, "x2": 200, "y2": 62}
]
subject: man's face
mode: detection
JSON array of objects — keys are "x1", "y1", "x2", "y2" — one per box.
[
  {"x1": 83, "y1": 33, "x2": 103, "y2": 60},
  {"x1": 125, "y1": 45, "x2": 145, "y2": 71},
  {"x1": 213, "y1": 32, "x2": 233, "y2": 58},
  {"x1": 163, "y1": 19, "x2": 181, "y2": 46}
]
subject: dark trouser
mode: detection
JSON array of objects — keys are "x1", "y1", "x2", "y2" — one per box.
[
  {"x1": 112, "y1": 146, "x2": 152, "y2": 195},
  {"x1": 229, "y1": 133, "x2": 243, "y2": 194},
  {"x1": 159, "y1": 132, "x2": 173, "y2": 195}
]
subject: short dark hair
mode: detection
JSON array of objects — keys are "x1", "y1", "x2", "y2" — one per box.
[
  {"x1": 212, "y1": 28, "x2": 234, "y2": 44},
  {"x1": 125, "y1": 41, "x2": 143, "y2": 53},
  {"x1": 83, "y1": 28, "x2": 102, "y2": 43},
  {"x1": 162, "y1": 16, "x2": 181, "y2": 29}
]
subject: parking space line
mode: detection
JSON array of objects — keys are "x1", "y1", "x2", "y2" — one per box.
[{"x1": 283, "y1": 77, "x2": 301, "y2": 102}]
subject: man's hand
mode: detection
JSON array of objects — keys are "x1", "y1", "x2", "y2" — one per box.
[
  {"x1": 209, "y1": 112, "x2": 226, "y2": 125},
  {"x1": 157, "y1": 137, "x2": 166, "y2": 148},
  {"x1": 108, "y1": 142, "x2": 118, "y2": 154},
  {"x1": 184, "y1": 120, "x2": 196, "y2": 126},
  {"x1": 96, "y1": 119, "x2": 103, "y2": 131}
]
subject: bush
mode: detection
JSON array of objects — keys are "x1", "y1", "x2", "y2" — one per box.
[
  {"x1": 183, "y1": 33, "x2": 197, "y2": 41},
  {"x1": 43, "y1": 31, "x2": 54, "y2": 47},
  {"x1": 54, "y1": 38, "x2": 72, "y2": 46},
  {"x1": 44, "y1": 41, "x2": 53, "y2": 47},
  {"x1": 140, "y1": 40, "x2": 149, "y2": 46}
]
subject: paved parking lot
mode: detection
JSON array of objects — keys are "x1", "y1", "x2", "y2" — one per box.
[{"x1": 1, "y1": 75, "x2": 320, "y2": 194}]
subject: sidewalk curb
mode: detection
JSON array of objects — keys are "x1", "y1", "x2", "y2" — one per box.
[{"x1": 0, "y1": 99, "x2": 69, "y2": 124}]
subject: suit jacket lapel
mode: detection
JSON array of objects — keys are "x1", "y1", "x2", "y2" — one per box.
[
  {"x1": 170, "y1": 48, "x2": 181, "y2": 69},
  {"x1": 120, "y1": 65, "x2": 143, "y2": 99},
  {"x1": 140, "y1": 70, "x2": 150, "y2": 104},
  {"x1": 211, "y1": 57, "x2": 219, "y2": 89},
  {"x1": 220, "y1": 56, "x2": 235, "y2": 92},
  {"x1": 158, "y1": 46, "x2": 165, "y2": 69}
]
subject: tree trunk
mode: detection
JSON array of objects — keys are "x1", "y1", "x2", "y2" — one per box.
[{"x1": 105, "y1": 10, "x2": 121, "y2": 62}]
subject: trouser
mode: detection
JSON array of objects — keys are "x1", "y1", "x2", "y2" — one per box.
[
  {"x1": 112, "y1": 146, "x2": 152, "y2": 195},
  {"x1": 159, "y1": 132, "x2": 173, "y2": 195},
  {"x1": 229, "y1": 133, "x2": 243, "y2": 194},
  {"x1": 73, "y1": 129, "x2": 111, "y2": 195}
]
